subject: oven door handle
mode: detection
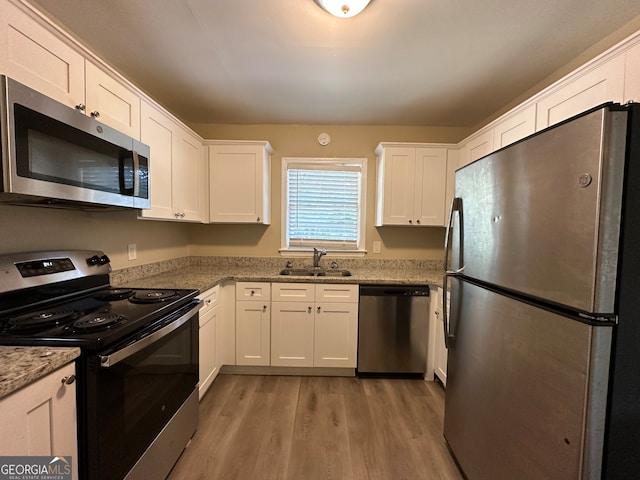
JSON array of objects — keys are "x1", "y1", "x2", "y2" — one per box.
[{"x1": 99, "y1": 303, "x2": 199, "y2": 367}]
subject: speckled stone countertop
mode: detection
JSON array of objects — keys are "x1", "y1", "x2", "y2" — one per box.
[
  {"x1": 0, "y1": 347, "x2": 80, "y2": 400},
  {"x1": 112, "y1": 256, "x2": 444, "y2": 293}
]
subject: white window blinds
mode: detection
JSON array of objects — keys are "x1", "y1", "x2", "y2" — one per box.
[{"x1": 284, "y1": 159, "x2": 365, "y2": 250}]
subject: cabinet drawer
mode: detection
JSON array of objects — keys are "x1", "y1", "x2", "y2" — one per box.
[
  {"x1": 197, "y1": 285, "x2": 220, "y2": 315},
  {"x1": 315, "y1": 284, "x2": 358, "y2": 303},
  {"x1": 272, "y1": 283, "x2": 315, "y2": 302},
  {"x1": 236, "y1": 282, "x2": 271, "y2": 301}
]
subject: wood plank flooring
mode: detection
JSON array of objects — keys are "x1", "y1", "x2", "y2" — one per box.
[{"x1": 167, "y1": 375, "x2": 462, "y2": 480}]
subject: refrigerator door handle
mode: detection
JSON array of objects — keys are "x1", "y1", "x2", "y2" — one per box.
[{"x1": 443, "y1": 197, "x2": 463, "y2": 348}]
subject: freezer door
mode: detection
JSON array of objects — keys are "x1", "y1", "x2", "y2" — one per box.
[
  {"x1": 452, "y1": 105, "x2": 628, "y2": 314},
  {"x1": 444, "y1": 279, "x2": 611, "y2": 480}
]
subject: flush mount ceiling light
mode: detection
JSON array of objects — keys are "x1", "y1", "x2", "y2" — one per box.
[{"x1": 314, "y1": 0, "x2": 372, "y2": 18}]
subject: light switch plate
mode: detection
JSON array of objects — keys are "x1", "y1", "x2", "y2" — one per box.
[
  {"x1": 128, "y1": 243, "x2": 137, "y2": 260},
  {"x1": 373, "y1": 241, "x2": 381, "y2": 253}
]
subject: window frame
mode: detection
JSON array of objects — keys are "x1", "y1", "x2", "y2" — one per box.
[{"x1": 280, "y1": 156, "x2": 367, "y2": 257}]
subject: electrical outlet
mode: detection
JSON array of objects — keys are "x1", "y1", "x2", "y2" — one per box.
[
  {"x1": 128, "y1": 243, "x2": 137, "y2": 260},
  {"x1": 373, "y1": 241, "x2": 381, "y2": 254}
]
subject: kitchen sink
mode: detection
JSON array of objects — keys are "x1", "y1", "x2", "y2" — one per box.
[
  {"x1": 278, "y1": 268, "x2": 317, "y2": 276},
  {"x1": 279, "y1": 268, "x2": 351, "y2": 277},
  {"x1": 316, "y1": 269, "x2": 352, "y2": 277}
]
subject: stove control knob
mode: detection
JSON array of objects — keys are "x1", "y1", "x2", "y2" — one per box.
[
  {"x1": 61, "y1": 374, "x2": 76, "y2": 385},
  {"x1": 98, "y1": 255, "x2": 111, "y2": 265},
  {"x1": 87, "y1": 255, "x2": 101, "y2": 266}
]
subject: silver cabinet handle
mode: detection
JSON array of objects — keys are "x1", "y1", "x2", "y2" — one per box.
[
  {"x1": 61, "y1": 375, "x2": 76, "y2": 385},
  {"x1": 75, "y1": 103, "x2": 86, "y2": 112},
  {"x1": 443, "y1": 197, "x2": 463, "y2": 349},
  {"x1": 90, "y1": 110, "x2": 100, "y2": 118}
]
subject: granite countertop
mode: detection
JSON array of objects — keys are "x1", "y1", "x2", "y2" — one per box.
[
  {"x1": 0, "y1": 346, "x2": 81, "y2": 400},
  {"x1": 114, "y1": 261, "x2": 444, "y2": 294}
]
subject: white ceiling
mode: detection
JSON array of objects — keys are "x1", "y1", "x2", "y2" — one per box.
[{"x1": 28, "y1": 0, "x2": 640, "y2": 127}]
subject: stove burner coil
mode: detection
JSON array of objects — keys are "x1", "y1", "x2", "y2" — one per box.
[
  {"x1": 8, "y1": 310, "x2": 77, "y2": 331},
  {"x1": 71, "y1": 313, "x2": 125, "y2": 332},
  {"x1": 129, "y1": 290, "x2": 177, "y2": 303}
]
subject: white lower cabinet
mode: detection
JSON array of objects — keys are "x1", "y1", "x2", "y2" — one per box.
[
  {"x1": 235, "y1": 282, "x2": 271, "y2": 366},
  {"x1": 433, "y1": 287, "x2": 448, "y2": 386},
  {"x1": 198, "y1": 285, "x2": 219, "y2": 400},
  {"x1": 0, "y1": 362, "x2": 78, "y2": 480},
  {"x1": 271, "y1": 283, "x2": 359, "y2": 369}
]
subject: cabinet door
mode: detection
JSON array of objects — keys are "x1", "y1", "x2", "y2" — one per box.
[
  {"x1": 493, "y1": 104, "x2": 537, "y2": 150},
  {"x1": 377, "y1": 147, "x2": 415, "y2": 225},
  {"x1": 536, "y1": 56, "x2": 625, "y2": 130},
  {"x1": 314, "y1": 302, "x2": 358, "y2": 368},
  {"x1": 173, "y1": 127, "x2": 206, "y2": 222},
  {"x1": 236, "y1": 300, "x2": 270, "y2": 366},
  {"x1": 217, "y1": 282, "x2": 236, "y2": 366},
  {"x1": 209, "y1": 144, "x2": 270, "y2": 224},
  {"x1": 459, "y1": 129, "x2": 494, "y2": 168},
  {"x1": 271, "y1": 301, "x2": 314, "y2": 367},
  {"x1": 0, "y1": 1, "x2": 85, "y2": 109},
  {"x1": 139, "y1": 100, "x2": 176, "y2": 220},
  {"x1": 85, "y1": 61, "x2": 141, "y2": 139},
  {"x1": 414, "y1": 147, "x2": 447, "y2": 226},
  {"x1": 624, "y1": 41, "x2": 640, "y2": 104},
  {"x1": 0, "y1": 363, "x2": 78, "y2": 479},
  {"x1": 434, "y1": 307, "x2": 447, "y2": 386},
  {"x1": 198, "y1": 303, "x2": 218, "y2": 400}
]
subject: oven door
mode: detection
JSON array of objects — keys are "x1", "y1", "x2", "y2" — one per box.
[{"x1": 83, "y1": 302, "x2": 198, "y2": 480}]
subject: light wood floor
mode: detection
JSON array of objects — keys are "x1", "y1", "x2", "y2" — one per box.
[{"x1": 167, "y1": 374, "x2": 463, "y2": 480}]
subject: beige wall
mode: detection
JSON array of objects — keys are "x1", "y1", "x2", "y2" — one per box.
[
  {"x1": 188, "y1": 124, "x2": 470, "y2": 260},
  {"x1": 0, "y1": 204, "x2": 189, "y2": 270}
]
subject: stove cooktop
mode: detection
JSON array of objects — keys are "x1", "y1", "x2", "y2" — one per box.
[{"x1": 0, "y1": 287, "x2": 199, "y2": 351}]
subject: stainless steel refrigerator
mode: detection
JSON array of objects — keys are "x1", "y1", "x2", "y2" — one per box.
[{"x1": 442, "y1": 103, "x2": 640, "y2": 479}]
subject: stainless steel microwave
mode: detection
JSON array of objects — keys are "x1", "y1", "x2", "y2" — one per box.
[{"x1": 0, "y1": 75, "x2": 150, "y2": 209}]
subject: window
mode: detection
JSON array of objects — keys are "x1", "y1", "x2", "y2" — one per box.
[{"x1": 281, "y1": 157, "x2": 367, "y2": 253}]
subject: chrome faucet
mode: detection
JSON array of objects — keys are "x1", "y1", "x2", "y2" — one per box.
[{"x1": 312, "y1": 248, "x2": 327, "y2": 267}]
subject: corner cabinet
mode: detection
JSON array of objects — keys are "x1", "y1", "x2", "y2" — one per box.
[
  {"x1": 0, "y1": 362, "x2": 78, "y2": 480},
  {"x1": 375, "y1": 143, "x2": 453, "y2": 227},
  {"x1": 138, "y1": 99, "x2": 207, "y2": 222},
  {"x1": 208, "y1": 141, "x2": 273, "y2": 224}
]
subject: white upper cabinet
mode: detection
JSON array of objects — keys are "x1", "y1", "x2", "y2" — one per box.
[
  {"x1": 458, "y1": 129, "x2": 494, "y2": 169},
  {"x1": 0, "y1": 1, "x2": 140, "y2": 138},
  {"x1": 84, "y1": 61, "x2": 140, "y2": 139},
  {"x1": 208, "y1": 141, "x2": 273, "y2": 224},
  {"x1": 174, "y1": 126, "x2": 207, "y2": 222},
  {"x1": 139, "y1": 99, "x2": 206, "y2": 222},
  {"x1": 492, "y1": 104, "x2": 537, "y2": 150},
  {"x1": 624, "y1": 40, "x2": 640, "y2": 103},
  {"x1": 375, "y1": 143, "x2": 450, "y2": 227},
  {"x1": 535, "y1": 55, "x2": 625, "y2": 131},
  {"x1": 0, "y1": 0, "x2": 85, "y2": 108}
]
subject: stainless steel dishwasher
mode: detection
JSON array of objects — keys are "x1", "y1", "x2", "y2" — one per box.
[{"x1": 358, "y1": 285, "x2": 430, "y2": 376}]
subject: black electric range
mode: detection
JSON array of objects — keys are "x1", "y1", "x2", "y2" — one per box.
[{"x1": 0, "y1": 250, "x2": 201, "y2": 480}]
